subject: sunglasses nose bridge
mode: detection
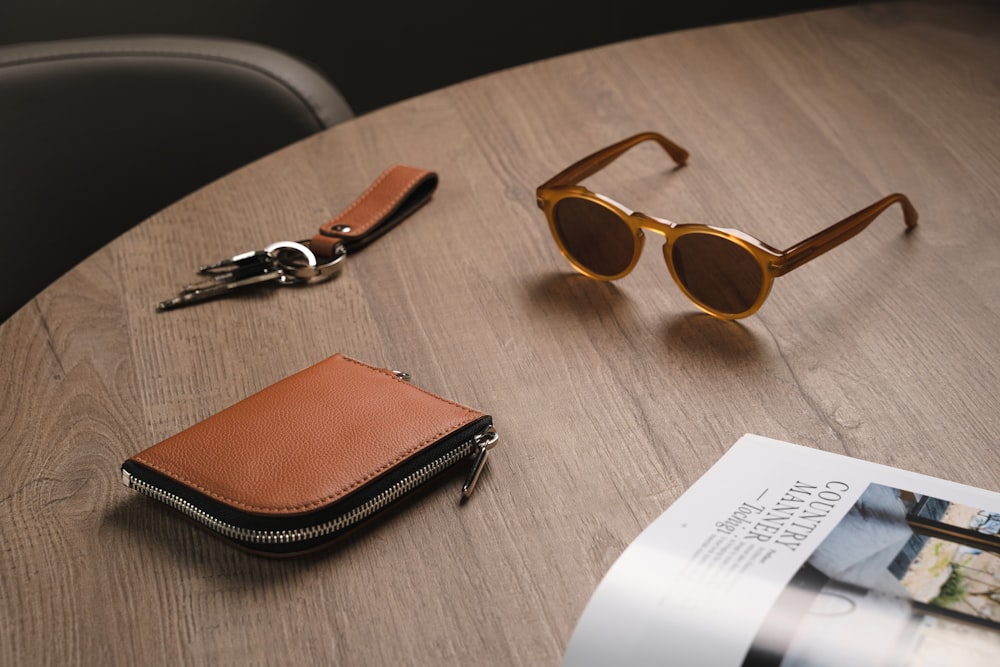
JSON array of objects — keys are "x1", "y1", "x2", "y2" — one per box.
[{"x1": 632, "y1": 211, "x2": 674, "y2": 238}]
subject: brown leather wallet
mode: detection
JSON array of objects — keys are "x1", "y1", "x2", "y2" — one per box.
[{"x1": 121, "y1": 353, "x2": 498, "y2": 556}]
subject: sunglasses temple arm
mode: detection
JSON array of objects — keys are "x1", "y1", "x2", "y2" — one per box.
[
  {"x1": 772, "y1": 193, "x2": 919, "y2": 276},
  {"x1": 538, "y1": 132, "x2": 689, "y2": 190}
]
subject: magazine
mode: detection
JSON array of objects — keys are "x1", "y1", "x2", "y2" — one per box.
[{"x1": 562, "y1": 434, "x2": 1000, "y2": 666}]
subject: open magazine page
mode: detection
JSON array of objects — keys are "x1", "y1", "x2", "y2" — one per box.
[{"x1": 562, "y1": 434, "x2": 1000, "y2": 667}]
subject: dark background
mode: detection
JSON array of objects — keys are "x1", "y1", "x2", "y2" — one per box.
[{"x1": 0, "y1": 1, "x2": 854, "y2": 115}]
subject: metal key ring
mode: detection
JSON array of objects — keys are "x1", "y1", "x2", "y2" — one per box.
[{"x1": 267, "y1": 240, "x2": 346, "y2": 283}]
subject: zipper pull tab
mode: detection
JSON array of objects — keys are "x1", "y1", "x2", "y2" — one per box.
[{"x1": 461, "y1": 427, "x2": 498, "y2": 501}]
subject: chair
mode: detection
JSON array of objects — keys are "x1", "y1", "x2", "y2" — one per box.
[{"x1": 0, "y1": 35, "x2": 354, "y2": 322}]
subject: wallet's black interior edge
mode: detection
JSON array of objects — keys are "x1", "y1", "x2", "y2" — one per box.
[{"x1": 122, "y1": 414, "x2": 493, "y2": 555}]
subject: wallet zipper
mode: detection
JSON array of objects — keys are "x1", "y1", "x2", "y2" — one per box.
[{"x1": 121, "y1": 425, "x2": 497, "y2": 547}]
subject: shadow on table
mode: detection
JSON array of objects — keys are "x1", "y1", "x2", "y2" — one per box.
[
  {"x1": 102, "y1": 465, "x2": 463, "y2": 578},
  {"x1": 527, "y1": 271, "x2": 766, "y2": 365},
  {"x1": 660, "y1": 312, "x2": 766, "y2": 365},
  {"x1": 527, "y1": 271, "x2": 632, "y2": 323},
  {"x1": 103, "y1": 496, "x2": 332, "y2": 578}
]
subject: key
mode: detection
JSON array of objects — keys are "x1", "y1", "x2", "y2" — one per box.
[
  {"x1": 157, "y1": 252, "x2": 281, "y2": 311},
  {"x1": 197, "y1": 248, "x2": 272, "y2": 275},
  {"x1": 156, "y1": 241, "x2": 344, "y2": 311}
]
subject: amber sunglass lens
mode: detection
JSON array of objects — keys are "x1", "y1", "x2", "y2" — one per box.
[
  {"x1": 671, "y1": 233, "x2": 763, "y2": 315},
  {"x1": 552, "y1": 197, "x2": 635, "y2": 277}
]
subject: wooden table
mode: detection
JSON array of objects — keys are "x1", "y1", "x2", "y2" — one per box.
[{"x1": 4, "y1": 2, "x2": 999, "y2": 664}]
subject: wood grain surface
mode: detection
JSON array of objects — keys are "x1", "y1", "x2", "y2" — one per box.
[{"x1": 3, "y1": 2, "x2": 999, "y2": 665}]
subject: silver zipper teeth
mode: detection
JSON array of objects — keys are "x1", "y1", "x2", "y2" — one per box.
[{"x1": 123, "y1": 439, "x2": 476, "y2": 545}]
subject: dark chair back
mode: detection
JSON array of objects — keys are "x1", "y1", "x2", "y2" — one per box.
[{"x1": 0, "y1": 35, "x2": 354, "y2": 322}]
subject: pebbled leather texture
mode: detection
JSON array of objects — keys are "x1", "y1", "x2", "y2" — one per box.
[{"x1": 128, "y1": 353, "x2": 484, "y2": 516}]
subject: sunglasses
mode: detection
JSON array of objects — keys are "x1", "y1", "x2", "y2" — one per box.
[{"x1": 536, "y1": 131, "x2": 919, "y2": 319}]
